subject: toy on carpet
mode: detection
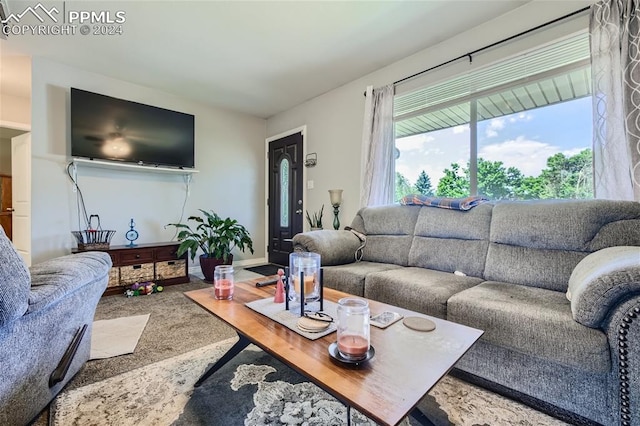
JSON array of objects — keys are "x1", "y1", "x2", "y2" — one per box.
[{"x1": 125, "y1": 281, "x2": 163, "y2": 297}]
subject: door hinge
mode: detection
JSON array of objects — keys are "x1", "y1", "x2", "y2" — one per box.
[{"x1": 266, "y1": 244, "x2": 270, "y2": 253}]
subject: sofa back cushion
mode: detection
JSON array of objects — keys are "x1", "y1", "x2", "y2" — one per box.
[
  {"x1": 0, "y1": 226, "x2": 30, "y2": 325},
  {"x1": 408, "y1": 203, "x2": 493, "y2": 277},
  {"x1": 350, "y1": 205, "x2": 421, "y2": 266},
  {"x1": 484, "y1": 200, "x2": 640, "y2": 291}
]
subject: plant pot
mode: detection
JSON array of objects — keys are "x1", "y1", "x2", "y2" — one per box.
[
  {"x1": 310, "y1": 227, "x2": 323, "y2": 231},
  {"x1": 200, "y1": 254, "x2": 233, "y2": 283}
]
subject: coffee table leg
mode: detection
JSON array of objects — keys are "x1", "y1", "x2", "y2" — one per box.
[
  {"x1": 410, "y1": 407, "x2": 437, "y2": 426},
  {"x1": 193, "y1": 333, "x2": 251, "y2": 388},
  {"x1": 346, "y1": 405, "x2": 351, "y2": 426}
]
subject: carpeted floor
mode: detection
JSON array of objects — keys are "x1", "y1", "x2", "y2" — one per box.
[
  {"x1": 36, "y1": 269, "x2": 569, "y2": 425},
  {"x1": 32, "y1": 269, "x2": 261, "y2": 425},
  {"x1": 49, "y1": 340, "x2": 568, "y2": 426},
  {"x1": 243, "y1": 263, "x2": 284, "y2": 276}
]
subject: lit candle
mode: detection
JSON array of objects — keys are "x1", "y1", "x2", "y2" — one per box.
[
  {"x1": 337, "y1": 334, "x2": 369, "y2": 358},
  {"x1": 215, "y1": 278, "x2": 233, "y2": 300},
  {"x1": 293, "y1": 275, "x2": 315, "y2": 295}
]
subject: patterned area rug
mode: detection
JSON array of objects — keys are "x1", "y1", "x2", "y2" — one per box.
[{"x1": 51, "y1": 338, "x2": 567, "y2": 426}]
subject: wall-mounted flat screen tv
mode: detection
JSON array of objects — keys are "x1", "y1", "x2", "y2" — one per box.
[{"x1": 70, "y1": 88, "x2": 195, "y2": 169}]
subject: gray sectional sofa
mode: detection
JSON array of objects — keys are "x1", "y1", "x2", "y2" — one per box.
[
  {"x1": 0, "y1": 227, "x2": 111, "y2": 425},
  {"x1": 292, "y1": 199, "x2": 640, "y2": 426}
]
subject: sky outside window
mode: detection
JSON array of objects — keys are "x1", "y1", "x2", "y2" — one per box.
[{"x1": 395, "y1": 96, "x2": 593, "y2": 198}]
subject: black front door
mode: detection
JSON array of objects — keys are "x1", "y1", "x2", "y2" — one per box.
[{"x1": 268, "y1": 132, "x2": 304, "y2": 266}]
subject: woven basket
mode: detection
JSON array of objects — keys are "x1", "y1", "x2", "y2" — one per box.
[{"x1": 72, "y1": 230, "x2": 116, "y2": 251}]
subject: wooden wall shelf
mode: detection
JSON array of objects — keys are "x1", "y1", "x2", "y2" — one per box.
[{"x1": 72, "y1": 157, "x2": 199, "y2": 175}]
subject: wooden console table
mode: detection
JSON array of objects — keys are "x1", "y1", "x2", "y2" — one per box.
[{"x1": 73, "y1": 242, "x2": 189, "y2": 296}]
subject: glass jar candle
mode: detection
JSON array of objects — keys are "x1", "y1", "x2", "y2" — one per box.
[
  {"x1": 214, "y1": 265, "x2": 234, "y2": 300},
  {"x1": 289, "y1": 252, "x2": 321, "y2": 302},
  {"x1": 336, "y1": 297, "x2": 370, "y2": 361}
]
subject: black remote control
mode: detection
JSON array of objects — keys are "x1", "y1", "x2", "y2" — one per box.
[{"x1": 255, "y1": 278, "x2": 279, "y2": 287}]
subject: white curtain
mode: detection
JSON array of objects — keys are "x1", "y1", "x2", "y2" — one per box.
[
  {"x1": 590, "y1": 0, "x2": 640, "y2": 201},
  {"x1": 360, "y1": 84, "x2": 395, "y2": 207}
]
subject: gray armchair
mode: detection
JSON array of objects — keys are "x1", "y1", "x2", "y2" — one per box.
[{"x1": 0, "y1": 227, "x2": 111, "y2": 425}]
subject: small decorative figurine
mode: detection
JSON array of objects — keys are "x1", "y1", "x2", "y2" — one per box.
[
  {"x1": 125, "y1": 218, "x2": 139, "y2": 247},
  {"x1": 274, "y1": 268, "x2": 285, "y2": 303}
]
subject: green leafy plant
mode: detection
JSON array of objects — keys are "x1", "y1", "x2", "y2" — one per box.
[
  {"x1": 167, "y1": 209, "x2": 254, "y2": 262},
  {"x1": 305, "y1": 205, "x2": 324, "y2": 229}
]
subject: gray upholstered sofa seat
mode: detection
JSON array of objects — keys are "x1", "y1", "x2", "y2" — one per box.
[
  {"x1": 0, "y1": 227, "x2": 111, "y2": 426},
  {"x1": 292, "y1": 199, "x2": 640, "y2": 425},
  {"x1": 448, "y1": 282, "x2": 610, "y2": 372},
  {"x1": 365, "y1": 268, "x2": 484, "y2": 319}
]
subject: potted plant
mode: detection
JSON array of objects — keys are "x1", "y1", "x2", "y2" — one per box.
[
  {"x1": 167, "y1": 209, "x2": 254, "y2": 282},
  {"x1": 305, "y1": 205, "x2": 324, "y2": 230}
]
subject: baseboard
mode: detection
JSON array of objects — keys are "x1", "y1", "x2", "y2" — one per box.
[
  {"x1": 234, "y1": 257, "x2": 268, "y2": 268},
  {"x1": 449, "y1": 369, "x2": 601, "y2": 426}
]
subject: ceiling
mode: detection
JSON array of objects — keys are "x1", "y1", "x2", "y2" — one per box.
[{"x1": 0, "y1": 1, "x2": 531, "y2": 118}]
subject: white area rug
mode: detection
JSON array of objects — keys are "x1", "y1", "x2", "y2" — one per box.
[
  {"x1": 90, "y1": 314, "x2": 150, "y2": 360},
  {"x1": 52, "y1": 338, "x2": 568, "y2": 426},
  {"x1": 53, "y1": 339, "x2": 237, "y2": 425}
]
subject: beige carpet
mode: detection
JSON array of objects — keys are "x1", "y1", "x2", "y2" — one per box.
[{"x1": 33, "y1": 270, "x2": 262, "y2": 425}]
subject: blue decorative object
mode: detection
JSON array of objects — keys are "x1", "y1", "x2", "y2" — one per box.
[{"x1": 125, "y1": 218, "x2": 139, "y2": 247}]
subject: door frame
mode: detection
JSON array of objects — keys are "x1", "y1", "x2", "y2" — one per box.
[
  {"x1": 0, "y1": 120, "x2": 31, "y2": 265},
  {"x1": 265, "y1": 125, "x2": 307, "y2": 262}
]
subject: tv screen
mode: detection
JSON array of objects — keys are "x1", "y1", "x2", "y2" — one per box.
[{"x1": 70, "y1": 88, "x2": 195, "y2": 168}]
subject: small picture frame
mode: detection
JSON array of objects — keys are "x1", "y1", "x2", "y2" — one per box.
[{"x1": 370, "y1": 311, "x2": 403, "y2": 329}]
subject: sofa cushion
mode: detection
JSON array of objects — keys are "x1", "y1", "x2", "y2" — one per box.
[
  {"x1": 0, "y1": 227, "x2": 30, "y2": 325},
  {"x1": 408, "y1": 203, "x2": 492, "y2": 277},
  {"x1": 364, "y1": 267, "x2": 484, "y2": 319},
  {"x1": 484, "y1": 244, "x2": 586, "y2": 292},
  {"x1": 350, "y1": 205, "x2": 421, "y2": 266},
  {"x1": 484, "y1": 200, "x2": 640, "y2": 291},
  {"x1": 447, "y1": 281, "x2": 610, "y2": 373},
  {"x1": 322, "y1": 262, "x2": 402, "y2": 296}
]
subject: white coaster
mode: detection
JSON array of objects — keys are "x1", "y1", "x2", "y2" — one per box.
[{"x1": 402, "y1": 316, "x2": 436, "y2": 332}]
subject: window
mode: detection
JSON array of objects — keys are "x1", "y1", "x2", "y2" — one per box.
[
  {"x1": 279, "y1": 157, "x2": 290, "y2": 227},
  {"x1": 394, "y1": 33, "x2": 593, "y2": 201}
]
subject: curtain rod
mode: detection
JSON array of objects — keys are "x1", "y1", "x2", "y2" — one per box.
[{"x1": 364, "y1": 5, "x2": 591, "y2": 95}]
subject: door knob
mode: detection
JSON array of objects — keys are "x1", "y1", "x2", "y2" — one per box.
[
  {"x1": 6, "y1": 208, "x2": 14, "y2": 212},
  {"x1": 295, "y1": 209, "x2": 303, "y2": 214}
]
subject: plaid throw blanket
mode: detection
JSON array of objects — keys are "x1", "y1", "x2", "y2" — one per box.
[{"x1": 399, "y1": 195, "x2": 489, "y2": 211}]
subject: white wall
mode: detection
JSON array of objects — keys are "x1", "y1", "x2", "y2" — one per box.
[
  {"x1": 0, "y1": 93, "x2": 31, "y2": 125},
  {"x1": 266, "y1": 1, "x2": 593, "y2": 226},
  {"x1": 31, "y1": 57, "x2": 266, "y2": 264}
]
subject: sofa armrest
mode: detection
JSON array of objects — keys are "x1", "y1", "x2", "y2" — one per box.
[
  {"x1": 27, "y1": 252, "x2": 112, "y2": 313},
  {"x1": 568, "y1": 246, "x2": 640, "y2": 328},
  {"x1": 292, "y1": 230, "x2": 362, "y2": 265},
  {"x1": 604, "y1": 296, "x2": 640, "y2": 425}
]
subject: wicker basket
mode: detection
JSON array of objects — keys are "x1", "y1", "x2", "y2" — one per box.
[{"x1": 72, "y1": 230, "x2": 116, "y2": 251}]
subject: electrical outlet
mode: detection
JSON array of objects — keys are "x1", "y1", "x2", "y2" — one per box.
[{"x1": 307, "y1": 180, "x2": 314, "y2": 189}]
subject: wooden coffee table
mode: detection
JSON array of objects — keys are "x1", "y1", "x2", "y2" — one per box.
[{"x1": 184, "y1": 277, "x2": 483, "y2": 426}]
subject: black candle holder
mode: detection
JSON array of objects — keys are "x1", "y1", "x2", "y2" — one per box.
[{"x1": 285, "y1": 266, "x2": 324, "y2": 316}]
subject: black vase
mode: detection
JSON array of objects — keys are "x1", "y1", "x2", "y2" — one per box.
[{"x1": 199, "y1": 254, "x2": 233, "y2": 282}]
